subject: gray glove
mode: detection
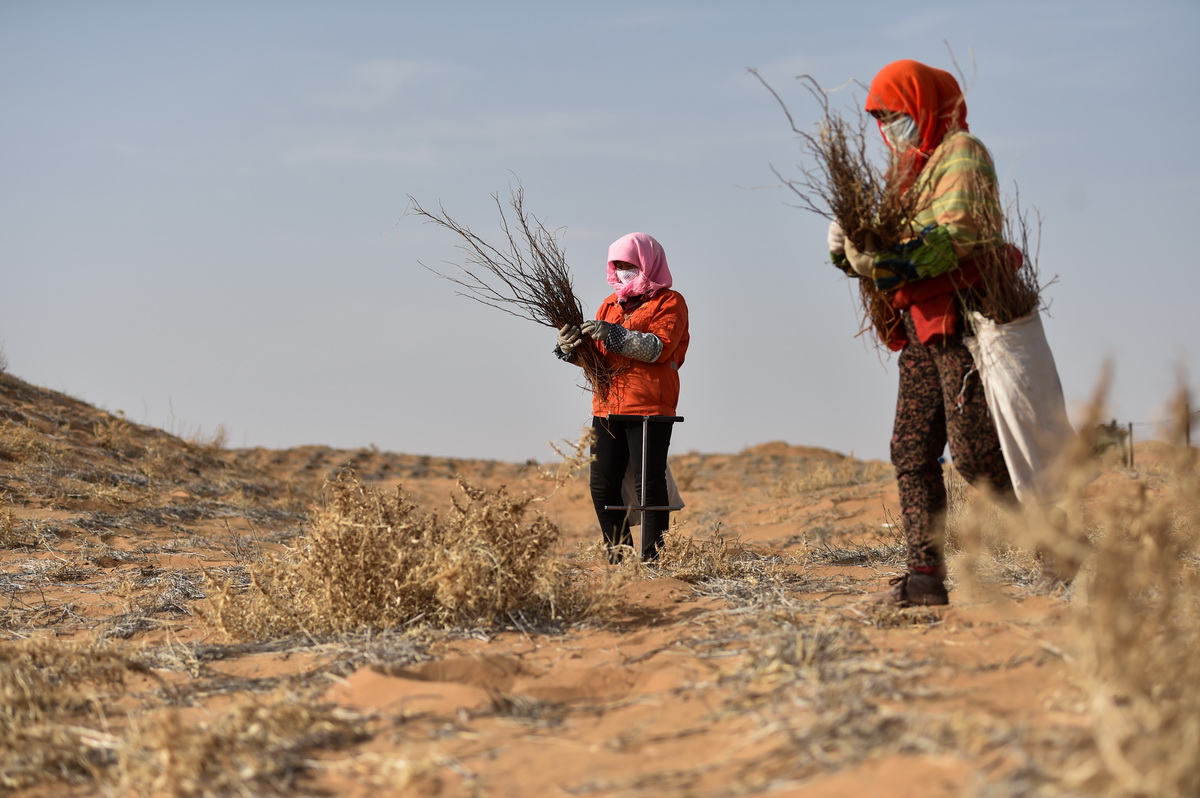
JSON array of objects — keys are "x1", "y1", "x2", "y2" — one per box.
[
  {"x1": 581, "y1": 319, "x2": 616, "y2": 342},
  {"x1": 583, "y1": 319, "x2": 662, "y2": 362},
  {"x1": 556, "y1": 323, "x2": 583, "y2": 352},
  {"x1": 843, "y1": 238, "x2": 876, "y2": 278}
]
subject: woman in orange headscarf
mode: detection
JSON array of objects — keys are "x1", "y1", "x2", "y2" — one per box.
[{"x1": 828, "y1": 60, "x2": 1014, "y2": 605}]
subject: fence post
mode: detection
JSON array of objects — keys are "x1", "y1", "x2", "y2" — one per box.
[{"x1": 1127, "y1": 421, "x2": 1134, "y2": 469}]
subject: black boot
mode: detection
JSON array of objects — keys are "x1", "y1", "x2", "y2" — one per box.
[
  {"x1": 601, "y1": 514, "x2": 633, "y2": 564},
  {"x1": 640, "y1": 510, "x2": 668, "y2": 562}
]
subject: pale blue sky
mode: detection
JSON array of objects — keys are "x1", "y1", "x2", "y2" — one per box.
[{"x1": 3, "y1": 1, "x2": 1197, "y2": 462}]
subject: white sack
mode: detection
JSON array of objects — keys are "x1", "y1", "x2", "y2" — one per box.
[
  {"x1": 964, "y1": 310, "x2": 1074, "y2": 505},
  {"x1": 619, "y1": 462, "x2": 684, "y2": 526}
]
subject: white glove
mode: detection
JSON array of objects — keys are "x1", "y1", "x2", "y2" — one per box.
[
  {"x1": 556, "y1": 324, "x2": 582, "y2": 352},
  {"x1": 827, "y1": 220, "x2": 846, "y2": 254},
  {"x1": 843, "y1": 238, "x2": 876, "y2": 278},
  {"x1": 581, "y1": 319, "x2": 616, "y2": 342}
]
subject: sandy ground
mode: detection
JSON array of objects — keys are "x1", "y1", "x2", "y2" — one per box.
[{"x1": 0, "y1": 370, "x2": 1188, "y2": 797}]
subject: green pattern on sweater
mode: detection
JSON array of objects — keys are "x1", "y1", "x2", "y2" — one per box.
[
  {"x1": 870, "y1": 131, "x2": 1003, "y2": 290},
  {"x1": 910, "y1": 130, "x2": 1003, "y2": 260}
]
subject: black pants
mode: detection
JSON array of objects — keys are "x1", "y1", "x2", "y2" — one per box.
[{"x1": 590, "y1": 416, "x2": 674, "y2": 562}]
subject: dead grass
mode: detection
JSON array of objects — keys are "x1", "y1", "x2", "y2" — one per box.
[
  {"x1": 805, "y1": 532, "x2": 907, "y2": 570},
  {"x1": 116, "y1": 689, "x2": 366, "y2": 797},
  {"x1": 700, "y1": 599, "x2": 949, "y2": 785},
  {"x1": 0, "y1": 417, "x2": 58, "y2": 463},
  {"x1": 4, "y1": 369, "x2": 1199, "y2": 796},
  {"x1": 0, "y1": 501, "x2": 18, "y2": 548},
  {"x1": 93, "y1": 411, "x2": 142, "y2": 458},
  {"x1": 655, "y1": 529, "x2": 798, "y2": 588},
  {"x1": 949, "y1": 390, "x2": 1200, "y2": 796},
  {"x1": 0, "y1": 634, "x2": 142, "y2": 790},
  {"x1": 200, "y1": 471, "x2": 621, "y2": 640},
  {"x1": 775, "y1": 456, "x2": 892, "y2": 497},
  {"x1": 0, "y1": 634, "x2": 372, "y2": 796},
  {"x1": 1067, "y1": 446, "x2": 1200, "y2": 797}
]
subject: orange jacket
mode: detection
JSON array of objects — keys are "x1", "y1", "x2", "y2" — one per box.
[{"x1": 590, "y1": 290, "x2": 689, "y2": 418}]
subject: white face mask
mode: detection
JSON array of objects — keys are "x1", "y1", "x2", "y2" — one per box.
[
  {"x1": 614, "y1": 267, "x2": 639, "y2": 285},
  {"x1": 882, "y1": 113, "x2": 920, "y2": 150}
]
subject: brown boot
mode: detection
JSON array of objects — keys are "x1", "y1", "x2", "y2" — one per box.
[
  {"x1": 870, "y1": 572, "x2": 949, "y2": 606},
  {"x1": 1033, "y1": 548, "x2": 1081, "y2": 593},
  {"x1": 1032, "y1": 558, "x2": 1077, "y2": 593}
]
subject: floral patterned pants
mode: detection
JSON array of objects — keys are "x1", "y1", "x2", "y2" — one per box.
[{"x1": 892, "y1": 313, "x2": 1012, "y2": 571}]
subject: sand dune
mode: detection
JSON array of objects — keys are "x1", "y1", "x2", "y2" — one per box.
[{"x1": 1, "y1": 370, "x2": 1196, "y2": 797}]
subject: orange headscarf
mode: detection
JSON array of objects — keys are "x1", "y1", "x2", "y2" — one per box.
[{"x1": 865, "y1": 60, "x2": 968, "y2": 190}]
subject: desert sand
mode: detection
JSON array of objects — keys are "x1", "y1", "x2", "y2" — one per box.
[{"x1": 1, "y1": 370, "x2": 1196, "y2": 797}]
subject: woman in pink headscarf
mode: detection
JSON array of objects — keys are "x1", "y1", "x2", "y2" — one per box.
[{"x1": 554, "y1": 232, "x2": 690, "y2": 563}]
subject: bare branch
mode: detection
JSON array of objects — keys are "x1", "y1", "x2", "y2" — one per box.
[
  {"x1": 750, "y1": 68, "x2": 917, "y2": 344},
  {"x1": 409, "y1": 185, "x2": 620, "y2": 399}
]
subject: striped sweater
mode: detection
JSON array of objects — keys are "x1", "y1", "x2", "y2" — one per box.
[{"x1": 888, "y1": 130, "x2": 1004, "y2": 284}]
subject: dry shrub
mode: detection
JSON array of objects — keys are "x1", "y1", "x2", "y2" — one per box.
[
  {"x1": 0, "y1": 502, "x2": 19, "y2": 548},
  {"x1": 1067, "y1": 442, "x2": 1199, "y2": 796},
  {"x1": 116, "y1": 689, "x2": 364, "y2": 798},
  {"x1": 952, "y1": 388, "x2": 1200, "y2": 796},
  {"x1": 774, "y1": 457, "x2": 891, "y2": 497},
  {"x1": 0, "y1": 635, "x2": 140, "y2": 790},
  {"x1": 0, "y1": 418, "x2": 52, "y2": 462},
  {"x1": 654, "y1": 530, "x2": 737, "y2": 582},
  {"x1": 535, "y1": 424, "x2": 597, "y2": 497},
  {"x1": 310, "y1": 752, "x2": 441, "y2": 795},
  {"x1": 941, "y1": 463, "x2": 1019, "y2": 566},
  {"x1": 653, "y1": 530, "x2": 759, "y2": 584},
  {"x1": 201, "y1": 471, "x2": 615, "y2": 639},
  {"x1": 94, "y1": 411, "x2": 141, "y2": 458},
  {"x1": 186, "y1": 424, "x2": 229, "y2": 455},
  {"x1": 134, "y1": 439, "x2": 192, "y2": 483}
]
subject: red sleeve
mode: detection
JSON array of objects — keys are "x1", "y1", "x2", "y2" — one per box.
[{"x1": 646, "y1": 292, "x2": 689, "y2": 366}]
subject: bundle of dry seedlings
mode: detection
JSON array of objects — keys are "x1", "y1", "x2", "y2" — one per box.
[
  {"x1": 201, "y1": 470, "x2": 613, "y2": 640},
  {"x1": 752, "y1": 70, "x2": 919, "y2": 343},
  {"x1": 409, "y1": 186, "x2": 618, "y2": 400},
  {"x1": 961, "y1": 193, "x2": 1047, "y2": 326}
]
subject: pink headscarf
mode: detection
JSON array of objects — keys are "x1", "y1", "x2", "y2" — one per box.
[{"x1": 606, "y1": 232, "x2": 672, "y2": 301}]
